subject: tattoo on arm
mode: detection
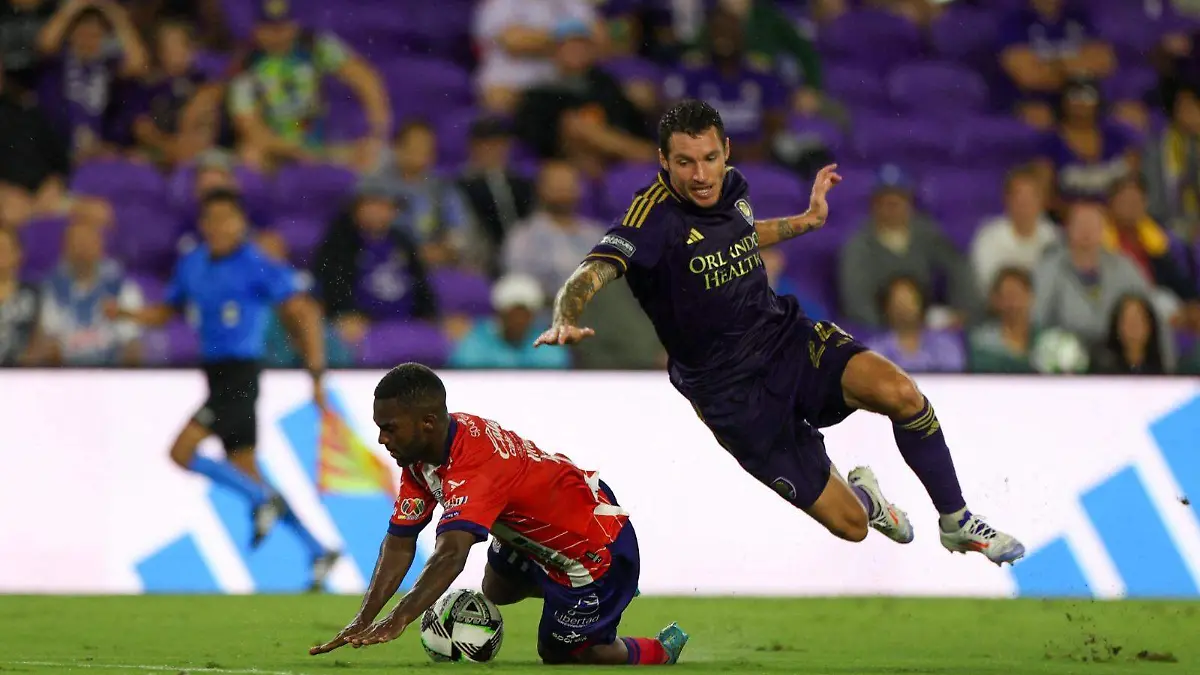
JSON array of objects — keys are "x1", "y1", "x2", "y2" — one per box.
[
  {"x1": 552, "y1": 260, "x2": 620, "y2": 326},
  {"x1": 756, "y1": 214, "x2": 823, "y2": 248}
]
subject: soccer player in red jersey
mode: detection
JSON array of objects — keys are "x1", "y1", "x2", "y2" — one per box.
[{"x1": 310, "y1": 363, "x2": 687, "y2": 666}]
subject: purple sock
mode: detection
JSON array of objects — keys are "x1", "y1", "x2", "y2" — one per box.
[
  {"x1": 852, "y1": 485, "x2": 877, "y2": 517},
  {"x1": 892, "y1": 396, "x2": 966, "y2": 515}
]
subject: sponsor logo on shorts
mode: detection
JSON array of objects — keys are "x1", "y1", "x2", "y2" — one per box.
[
  {"x1": 397, "y1": 498, "x2": 426, "y2": 520},
  {"x1": 551, "y1": 630, "x2": 588, "y2": 645},
  {"x1": 600, "y1": 234, "x2": 636, "y2": 257},
  {"x1": 771, "y1": 477, "x2": 797, "y2": 502},
  {"x1": 444, "y1": 495, "x2": 468, "y2": 509},
  {"x1": 441, "y1": 510, "x2": 461, "y2": 520},
  {"x1": 554, "y1": 592, "x2": 601, "y2": 628}
]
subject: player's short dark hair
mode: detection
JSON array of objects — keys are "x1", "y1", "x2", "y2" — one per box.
[
  {"x1": 375, "y1": 363, "x2": 447, "y2": 411},
  {"x1": 658, "y1": 99, "x2": 725, "y2": 156},
  {"x1": 199, "y1": 188, "x2": 245, "y2": 214}
]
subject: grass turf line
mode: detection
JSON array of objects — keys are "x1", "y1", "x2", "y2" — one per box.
[{"x1": 0, "y1": 596, "x2": 1195, "y2": 674}]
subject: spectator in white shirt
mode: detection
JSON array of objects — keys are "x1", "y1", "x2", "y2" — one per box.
[
  {"x1": 473, "y1": 0, "x2": 603, "y2": 114},
  {"x1": 969, "y1": 166, "x2": 1061, "y2": 295},
  {"x1": 502, "y1": 160, "x2": 604, "y2": 297}
]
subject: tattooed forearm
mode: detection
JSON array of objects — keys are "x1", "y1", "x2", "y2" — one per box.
[
  {"x1": 755, "y1": 212, "x2": 825, "y2": 249},
  {"x1": 552, "y1": 260, "x2": 619, "y2": 326}
]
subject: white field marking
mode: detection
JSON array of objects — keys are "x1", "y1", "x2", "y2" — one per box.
[{"x1": 2, "y1": 661, "x2": 308, "y2": 675}]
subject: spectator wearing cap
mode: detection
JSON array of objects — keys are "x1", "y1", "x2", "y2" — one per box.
[
  {"x1": 1032, "y1": 201, "x2": 1161, "y2": 353},
  {"x1": 969, "y1": 165, "x2": 1060, "y2": 296},
  {"x1": 374, "y1": 120, "x2": 473, "y2": 269},
  {"x1": 36, "y1": 0, "x2": 150, "y2": 160},
  {"x1": 997, "y1": 0, "x2": 1116, "y2": 130},
  {"x1": 514, "y1": 17, "x2": 655, "y2": 177},
  {"x1": 226, "y1": 0, "x2": 390, "y2": 172},
  {"x1": 838, "y1": 165, "x2": 980, "y2": 328},
  {"x1": 663, "y1": 5, "x2": 786, "y2": 165},
  {"x1": 473, "y1": 0, "x2": 603, "y2": 114},
  {"x1": 448, "y1": 273, "x2": 569, "y2": 369},
  {"x1": 313, "y1": 177, "x2": 437, "y2": 348},
  {"x1": 0, "y1": 55, "x2": 70, "y2": 229},
  {"x1": 502, "y1": 160, "x2": 606, "y2": 298},
  {"x1": 456, "y1": 117, "x2": 536, "y2": 278}
]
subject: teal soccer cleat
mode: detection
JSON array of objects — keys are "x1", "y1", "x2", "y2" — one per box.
[{"x1": 656, "y1": 622, "x2": 689, "y2": 665}]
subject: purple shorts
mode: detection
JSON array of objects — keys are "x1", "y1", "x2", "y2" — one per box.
[
  {"x1": 686, "y1": 319, "x2": 868, "y2": 510},
  {"x1": 486, "y1": 483, "x2": 640, "y2": 658}
]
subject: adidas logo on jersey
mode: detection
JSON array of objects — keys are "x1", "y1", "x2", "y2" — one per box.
[{"x1": 686, "y1": 228, "x2": 704, "y2": 245}]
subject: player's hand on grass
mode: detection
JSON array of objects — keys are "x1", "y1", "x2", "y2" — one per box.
[
  {"x1": 533, "y1": 323, "x2": 595, "y2": 347},
  {"x1": 346, "y1": 615, "x2": 409, "y2": 647},
  {"x1": 805, "y1": 164, "x2": 843, "y2": 230},
  {"x1": 309, "y1": 617, "x2": 372, "y2": 655}
]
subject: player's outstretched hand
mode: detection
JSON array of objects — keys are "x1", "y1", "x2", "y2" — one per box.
[
  {"x1": 806, "y1": 164, "x2": 843, "y2": 229},
  {"x1": 347, "y1": 616, "x2": 409, "y2": 647},
  {"x1": 309, "y1": 617, "x2": 372, "y2": 655},
  {"x1": 532, "y1": 323, "x2": 595, "y2": 347}
]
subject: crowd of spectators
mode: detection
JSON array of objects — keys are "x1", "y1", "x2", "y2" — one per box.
[{"x1": 1, "y1": 0, "x2": 1199, "y2": 375}]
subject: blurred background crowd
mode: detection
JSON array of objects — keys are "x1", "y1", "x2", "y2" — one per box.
[{"x1": 1, "y1": 0, "x2": 1199, "y2": 375}]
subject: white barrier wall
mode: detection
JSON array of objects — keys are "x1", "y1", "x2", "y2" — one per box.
[{"x1": 0, "y1": 371, "x2": 1198, "y2": 598}]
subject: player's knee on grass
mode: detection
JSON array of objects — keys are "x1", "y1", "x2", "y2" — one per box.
[{"x1": 481, "y1": 566, "x2": 539, "y2": 606}]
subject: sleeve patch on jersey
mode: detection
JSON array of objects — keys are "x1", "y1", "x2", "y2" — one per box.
[
  {"x1": 599, "y1": 234, "x2": 636, "y2": 258},
  {"x1": 395, "y1": 497, "x2": 427, "y2": 521}
]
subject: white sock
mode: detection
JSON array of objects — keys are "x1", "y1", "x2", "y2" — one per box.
[{"x1": 939, "y1": 507, "x2": 969, "y2": 533}]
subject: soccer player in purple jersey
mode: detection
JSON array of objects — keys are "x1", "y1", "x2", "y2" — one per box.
[{"x1": 535, "y1": 100, "x2": 1025, "y2": 565}]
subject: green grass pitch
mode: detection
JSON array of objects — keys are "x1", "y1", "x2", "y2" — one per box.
[{"x1": 0, "y1": 596, "x2": 1195, "y2": 674}]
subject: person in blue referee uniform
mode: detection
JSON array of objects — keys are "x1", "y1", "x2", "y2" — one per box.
[{"x1": 109, "y1": 188, "x2": 339, "y2": 590}]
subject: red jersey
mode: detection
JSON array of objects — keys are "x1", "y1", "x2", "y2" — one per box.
[{"x1": 387, "y1": 413, "x2": 630, "y2": 588}]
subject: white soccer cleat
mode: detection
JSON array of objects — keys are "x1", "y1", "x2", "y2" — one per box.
[
  {"x1": 848, "y1": 466, "x2": 914, "y2": 544},
  {"x1": 939, "y1": 511, "x2": 1026, "y2": 566}
]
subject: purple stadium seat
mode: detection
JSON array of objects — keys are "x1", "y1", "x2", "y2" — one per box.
[
  {"x1": 430, "y1": 268, "x2": 493, "y2": 316},
  {"x1": 17, "y1": 216, "x2": 69, "y2": 281},
  {"x1": 823, "y1": 65, "x2": 889, "y2": 110},
  {"x1": 920, "y1": 168, "x2": 1006, "y2": 217},
  {"x1": 603, "y1": 162, "x2": 660, "y2": 214},
  {"x1": 358, "y1": 320, "x2": 451, "y2": 368},
  {"x1": 271, "y1": 216, "x2": 328, "y2": 269},
  {"x1": 1091, "y1": 3, "x2": 1172, "y2": 64},
  {"x1": 604, "y1": 56, "x2": 663, "y2": 85},
  {"x1": 817, "y1": 9, "x2": 924, "y2": 74},
  {"x1": 789, "y1": 115, "x2": 847, "y2": 155},
  {"x1": 852, "y1": 115, "x2": 958, "y2": 165},
  {"x1": 381, "y1": 57, "x2": 473, "y2": 122},
  {"x1": 824, "y1": 165, "x2": 879, "y2": 230},
  {"x1": 142, "y1": 318, "x2": 200, "y2": 366},
  {"x1": 888, "y1": 61, "x2": 989, "y2": 118},
  {"x1": 270, "y1": 164, "x2": 357, "y2": 221},
  {"x1": 1104, "y1": 67, "x2": 1159, "y2": 104},
  {"x1": 433, "y1": 107, "x2": 480, "y2": 168},
  {"x1": 70, "y1": 159, "x2": 168, "y2": 207},
  {"x1": 128, "y1": 272, "x2": 167, "y2": 304},
  {"x1": 930, "y1": 7, "x2": 1002, "y2": 65},
  {"x1": 323, "y1": 79, "x2": 369, "y2": 142},
  {"x1": 737, "y1": 164, "x2": 806, "y2": 217},
  {"x1": 954, "y1": 116, "x2": 1044, "y2": 167},
  {"x1": 112, "y1": 204, "x2": 184, "y2": 276}
]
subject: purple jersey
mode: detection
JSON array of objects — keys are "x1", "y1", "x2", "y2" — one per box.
[
  {"x1": 1040, "y1": 122, "x2": 1134, "y2": 200},
  {"x1": 997, "y1": 6, "x2": 1097, "y2": 106},
  {"x1": 39, "y1": 48, "x2": 123, "y2": 146},
  {"x1": 584, "y1": 168, "x2": 803, "y2": 396},
  {"x1": 661, "y1": 58, "x2": 786, "y2": 146},
  {"x1": 354, "y1": 236, "x2": 417, "y2": 320},
  {"x1": 135, "y1": 67, "x2": 208, "y2": 134}
]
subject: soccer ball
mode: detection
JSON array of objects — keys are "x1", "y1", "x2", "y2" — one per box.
[
  {"x1": 419, "y1": 589, "x2": 504, "y2": 663},
  {"x1": 1031, "y1": 328, "x2": 1089, "y2": 374}
]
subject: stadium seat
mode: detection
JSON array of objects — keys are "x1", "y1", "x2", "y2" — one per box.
[
  {"x1": 888, "y1": 61, "x2": 990, "y2": 119},
  {"x1": 929, "y1": 7, "x2": 1002, "y2": 66},
  {"x1": 603, "y1": 163, "x2": 660, "y2": 215},
  {"x1": 270, "y1": 164, "x2": 357, "y2": 222},
  {"x1": 817, "y1": 9, "x2": 924, "y2": 75},
  {"x1": 358, "y1": 320, "x2": 452, "y2": 368},
  {"x1": 71, "y1": 159, "x2": 169, "y2": 208},
  {"x1": 381, "y1": 56, "x2": 473, "y2": 123},
  {"x1": 852, "y1": 114, "x2": 959, "y2": 166},
  {"x1": 952, "y1": 116, "x2": 1045, "y2": 167},
  {"x1": 430, "y1": 268, "x2": 493, "y2": 316},
  {"x1": 17, "y1": 216, "x2": 69, "y2": 281},
  {"x1": 112, "y1": 204, "x2": 185, "y2": 277},
  {"x1": 271, "y1": 216, "x2": 328, "y2": 269},
  {"x1": 822, "y1": 65, "x2": 890, "y2": 111}
]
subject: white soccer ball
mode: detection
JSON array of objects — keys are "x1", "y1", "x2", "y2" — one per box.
[
  {"x1": 419, "y1": 589, "x2": 504, "y2": 663},
  {"x1": 1031, "y1": 328, "x2": 1089, "y2": 374}
]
